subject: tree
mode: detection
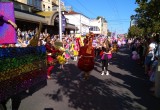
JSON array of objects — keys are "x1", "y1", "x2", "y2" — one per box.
[
  {"x1": 128, "y1": 25, "x2": 144, "y2": 37},
  {"x1": 132, "y1": 0, "x2": 160, "y2": 35},
  {"x1": 96, "y1": 16, "x2": 107, "y2": 22}
]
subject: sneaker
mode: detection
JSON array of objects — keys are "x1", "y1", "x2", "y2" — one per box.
[
  {"x1": 106, "y1": 71, "x2": 109, "y2": 75},
  {"x1": 25, "y1": 89, "x2": 29, "y2": 93},
  {"x1": 101, "y1": 71, "x2": 105, "y2": 75}
]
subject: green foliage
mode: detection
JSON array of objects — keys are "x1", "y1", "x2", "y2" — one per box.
[
  {"x1": 128, "y1": 25, "x2": 144, "y2": 37},
  {"x1": 129, "y1": 0, "x2": 160, "y2": 36},
  {"x1": 96, "y1": 16, "x2": 107, "y2": 22}
]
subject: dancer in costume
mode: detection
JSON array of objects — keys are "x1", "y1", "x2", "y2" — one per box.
[
  {"x1": 45, "y1": 36, "x2": 59, "y2": 79},
  {"x1": 70, "y1": 40, "x2": 74, "y2": 59},
  {"x1": 64, "y1": 43, "x2": 70, "y2": 64},
  {"x1": 56, "y1": 46, "x2": 66, "y2": 69},
  {"x1": 73, "y1": 38, "x2": 80, "y2": 61},
  {"x1": 77, "y1": 33, "x2": 95, "y2": 80}
]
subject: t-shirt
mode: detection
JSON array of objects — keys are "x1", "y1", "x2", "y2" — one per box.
[{"x1": 148, "y1": 42, "x2": 157, "y2": 56}]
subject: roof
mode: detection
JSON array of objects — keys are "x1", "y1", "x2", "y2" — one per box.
[
  {"x1": 64, "y1": 11, "x2": 90, "y2": 19},
  {"x1": 64, "y1": 11, "x2": 80, "y2": 15}
]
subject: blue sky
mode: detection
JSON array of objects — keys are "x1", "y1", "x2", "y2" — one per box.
[{"x1": 62, "y1": 0, "x2": 138, "y2": 34}]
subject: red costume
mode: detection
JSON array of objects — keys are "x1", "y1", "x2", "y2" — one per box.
[
  {"x1": 45, "y1": 42, "x2": 59, "y2": 78},
  {"x1": 77, "y1": 34, "x2": 95, "y2": 72}
]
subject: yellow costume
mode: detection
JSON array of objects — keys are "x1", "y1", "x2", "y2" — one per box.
[
  {"x1": 73, "y1": 50, "x2": 78, "y2": 56},
  {"x1": 57, "y1": 55, "x2": 66, "y2": 64}
]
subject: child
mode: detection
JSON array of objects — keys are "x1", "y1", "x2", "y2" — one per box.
[
  {"x1": 64, "y1": 43, "x2": 70, "y2": 64},
  {"x1": 100, "y1": 47, "x2": 111, "y2": 75},
  {"x1": 56, "y1": 47, "x2": 66, "y2": 69}
]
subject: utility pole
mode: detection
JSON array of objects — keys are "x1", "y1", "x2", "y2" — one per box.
[
  {"x1": 58, "y1": 0, "x2": 62, "y2": 41},
  {"x1": 80, "y1": 15, "x2": 82, "y2": 35}
]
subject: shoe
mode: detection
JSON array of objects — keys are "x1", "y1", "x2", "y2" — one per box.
[
  {"x1": 101, "y1": 71, "x2": 105, "y2": 75},
  {"x1": 47, "y1": 75, "x2": 53, "y2": 79},
  {"x1": 106, "y1": 71, "x2": 109, "y2": 75},
  {"x1": 25, "y1": 89, "x2": 29, "y2": 93}
]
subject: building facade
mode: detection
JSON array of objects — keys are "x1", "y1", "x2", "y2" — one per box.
[
  {"x1": 89, "y1": 18, "x2": 108, "y2": 36},
  {"x1": 0, "y1": 0, "x2": 108, "y2": 36},
  {"x1": 0, "y1": 0, "x2": 77, "y2": 35},
  {"x1": 64, "y1": 11, "x2": 90, "y2": 35}
]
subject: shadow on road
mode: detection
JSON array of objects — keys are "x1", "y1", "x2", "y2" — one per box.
[{"x1": 43, "y1": 46, "x2": 160, "y2": 110}]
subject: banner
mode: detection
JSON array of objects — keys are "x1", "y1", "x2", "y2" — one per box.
[
  {"x1": 62, "y1": 15, "x2": 66, "y2": 32},
  {"x1": 0, "y1": 2, "x2": 17, "y2": 44}
]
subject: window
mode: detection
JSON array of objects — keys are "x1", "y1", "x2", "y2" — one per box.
[
  {"x1": 43, "y1": 4, "x2": 45, "y2": 11},
  {"x1": 27, "y1": 0, "x2": 33, "y2": 5},
  {"x1": 89, "y1": 26, "x2": 100, "y2": 31},
  {"x1": 48, "y1": 6, "x2": 50, "y2": 11}
]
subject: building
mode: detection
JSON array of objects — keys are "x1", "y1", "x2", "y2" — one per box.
[
  {"x1": 64, "y1": 10, "x2": 90, "y2": 35},
  {"x1": 0, "y1": 0, "x2": 76, "y2": 35},
  {"x1": 101, "y1": 20, "x2": 108, "y2": 36},
  {"x1": 89, "y1": 18, "x2": 108, "y2": 36}
]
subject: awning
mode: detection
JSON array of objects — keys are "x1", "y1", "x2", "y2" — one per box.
[
  {"x1": 65, "y1": 23, "x2": 79, "y2": 30},
  {"x1": 15, "y1": 11, "x2": 47, "y2": 24},
  {"x1": 36, "y1": 11, "x2": 58, "y2": 25},
  {"x1": 36, "y1": 11, "x2": 57, "y2": 17}
]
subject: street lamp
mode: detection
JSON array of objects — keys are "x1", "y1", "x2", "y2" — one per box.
[{"x1": 58, "y1": 0, "x2": 62, "y2": 41}]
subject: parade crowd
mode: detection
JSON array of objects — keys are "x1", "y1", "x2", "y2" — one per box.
[
  {"x1": 1, "y1": 26, "x2": 159, "y2": 93},
  {"x1": 128, "y1": 33, "x2": 160, "y2": 93}
]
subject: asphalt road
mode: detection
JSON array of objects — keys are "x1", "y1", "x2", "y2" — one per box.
[{"x1": 16, "y1": 46, "x2": 160, "y2": 110}]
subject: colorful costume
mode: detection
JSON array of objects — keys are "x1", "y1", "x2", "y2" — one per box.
[
  {"x1": 57, "y1": 55, "x2": 66, "y2": 64},
  {"x1": 64, "y1": 43, "x2": 70, "y2": 59},
  {"x1": 73, "y1": 40, "x2": 79, "y2": 56},
  {"x1": 77, "y1": 33, "x2": 95, "y2": 72},
  {"x1": 45, "y1": 42, "x2": 59, "y2": 78}
]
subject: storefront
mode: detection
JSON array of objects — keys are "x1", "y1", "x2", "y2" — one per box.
[{"x1": 15, "y1": 9, "x2": 78, "y2": 36}]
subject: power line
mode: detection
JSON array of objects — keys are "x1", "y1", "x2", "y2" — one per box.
[
  {"x1": 63, "y1": 0, "x2": 90, "y2": 25},
  {"x1": 76, "y1": 0, "x2": 97, "y2": 18}
]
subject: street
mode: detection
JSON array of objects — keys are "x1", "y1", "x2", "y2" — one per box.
[{"x1": 17, "y1": 46, "x2": 160, "y2": 110}]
